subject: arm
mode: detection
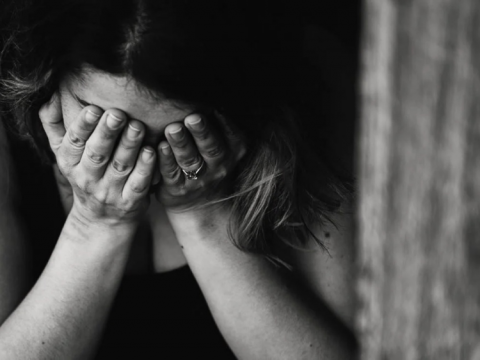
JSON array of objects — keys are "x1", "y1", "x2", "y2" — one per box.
[
  {"x1": 0, "y1": 95, "x2": 155, "y2": 359},
  {"x1": 168, "y1": 208, "x2": 357, "y2": 360},
  {"x1": 155, "y1": 113, "x2": 357, "y2": 359},
  {"x1": 0, "y1": 214, "x2": 136, "y2": 359},
  {"x1": 274, "y1": 207, "x2": 357, "y2": 330}
]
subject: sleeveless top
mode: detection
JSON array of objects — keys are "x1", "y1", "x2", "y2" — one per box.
[{"x1": 7, "y1": 132, "x2": 236, "y2": 359}]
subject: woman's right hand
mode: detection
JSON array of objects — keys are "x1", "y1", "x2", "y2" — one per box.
[{"x1": 39, "y1": 93, "x2": 155, "y2": 227}]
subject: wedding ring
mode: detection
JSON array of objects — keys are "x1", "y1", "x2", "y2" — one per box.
[{"x1": 181, "y1": 159, "x2": 205, "y2": 180}]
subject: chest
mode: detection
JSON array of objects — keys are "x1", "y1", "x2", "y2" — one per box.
[{"x1": 124, "y1": 195, "x2": 187, "y2": 275}]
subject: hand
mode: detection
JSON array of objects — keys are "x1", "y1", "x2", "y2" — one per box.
[
  {"x1": 39, "y1": 93, "x2": 156, "y2": 226},
  {"x1": 52, "y1": 162, "x2": 74, "y2": 215},
  {"x1": 156, "y1": 111, "x2": 246, "y2": 213}
]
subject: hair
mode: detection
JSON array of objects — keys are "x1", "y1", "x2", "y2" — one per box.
[{"x1": 1, "y1": 0, "x2": 354, "y2": 264}]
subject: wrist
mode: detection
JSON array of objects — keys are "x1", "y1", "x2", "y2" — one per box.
[
  {"x1": 70, "y1": 203, "x2": 140, "y2": 229},
  {"x1": 65, "y1": 206, "x2": 138, "y2": 247},
  {"x1": 166, "y1": 203, "x2": 231, "y2": 241}
]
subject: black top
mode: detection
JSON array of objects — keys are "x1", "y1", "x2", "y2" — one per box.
[
  {"x1": 8, "y1": 133, "x2": 236, "y2": 359},
  {"x1": 97, "y1": 266, "x2": 236, "y2": 359}
]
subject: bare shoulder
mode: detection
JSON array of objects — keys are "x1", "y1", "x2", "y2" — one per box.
[{"x1": 277, "y1": 201, "x2": 356, "y2": 330}]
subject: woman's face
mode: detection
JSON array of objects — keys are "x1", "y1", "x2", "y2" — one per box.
[{"x1": 59, "y1": 67, "x2": 196, "y2": 148}]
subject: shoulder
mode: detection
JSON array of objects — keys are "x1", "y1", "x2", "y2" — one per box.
[{"x1": 277, "y1": 200, "x2": 356, "y2": 330}]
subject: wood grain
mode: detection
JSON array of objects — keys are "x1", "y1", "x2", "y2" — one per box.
[{"x1": 357, "y1": 1, "x2": 480, "y2": 359}]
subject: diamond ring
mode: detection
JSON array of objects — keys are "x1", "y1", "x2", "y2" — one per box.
[{"x1": 181, "y1": 159, "x2": 205, "y2": 180}]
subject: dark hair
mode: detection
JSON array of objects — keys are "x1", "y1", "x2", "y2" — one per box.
[{"x1": 1, "y1": 0, "x2": 354, "y2": 263}]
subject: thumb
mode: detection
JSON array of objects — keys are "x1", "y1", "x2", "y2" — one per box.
[{"x1": 39, "y1": 92, "x2": 65, "y2": 155}]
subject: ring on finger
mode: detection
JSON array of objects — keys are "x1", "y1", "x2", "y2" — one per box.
[{"x1": 182, "y1": 158, "x2": 205, "y2": 180}]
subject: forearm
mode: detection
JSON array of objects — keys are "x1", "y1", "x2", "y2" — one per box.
[
  {"x1": 169, "y1": 209, "x2": 356, "y2": 360},
  {"x1": 0, "y1": 211, "x2": 136, "y2": 360}
]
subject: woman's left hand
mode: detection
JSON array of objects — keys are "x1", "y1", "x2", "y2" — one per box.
[{"x1": 156, "y1": 112, "x2": 246, "y2": 213}]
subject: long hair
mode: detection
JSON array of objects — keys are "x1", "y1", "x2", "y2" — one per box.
[{"x1": 0, "y1": 0, "x2": 354, "y2": 262}]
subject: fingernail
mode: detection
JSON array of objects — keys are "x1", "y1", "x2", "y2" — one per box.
[
  {"x1": 142, "y1": 147, "x2": 154, "y2": 161},
  {"x1": 161, "y1": 145, "x2": 171, "y2": 155},
  {"x1": 128, "y1": 122, "x2": 142, "y2": 138},
  {"x1": 129, "y1": 122, "x2": 141, "y2": 132},
  {"x1": 107, "y1": 113, "x2": 124, "y2": 129},
  {"x1": 86, "y1": 110, "x2": 101, "y2": 123},
  {"x1": 169, "y1": 126, "x2": 184, "y2": 141},
  {"x1": 186, "y1": 115, "x2": 203, "y2": 130}
]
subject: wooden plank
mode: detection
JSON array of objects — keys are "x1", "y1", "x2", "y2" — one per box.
[{"x1": 357, "y1": 1, "x2": 480, "y2": 359}]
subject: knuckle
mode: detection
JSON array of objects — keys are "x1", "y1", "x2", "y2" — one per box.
[
  {"x1": 136, "y1": 167, "x2": 151, "y2": 177},
  {"x1": 121, "y1": 199, "x2": 134, "y2": 209},
  {"x1": 171, "y1": 137, "x2": 189, "y2": 149},
  {"x1": 99, "y1": 129, "x2": 117, "y2": 141},
  {"x1": 119, "y1": 138, "x2": 139, "y2": 151},
  {"x1": 77, "y1": 119, "x2": 94, "y2": 133},
  {"x1": 111, "y1": 159, "x2": 131, "y2": 174},
  {"x1": 67, "y1": 130, "x2": 86, "y2": 148},
  {"x1": 181, "y1": 156, "x2": 202, "y2": 168},
  {"x1": 85, "y1": 146, "x2": 106, "y2": 164},
  {"x1": 94, "y1": 191, "x2": 108, "y2": 204},
  {"x1": 162, "y1": 161, "x2": 179, "y2": 177},
  {"x1": 162, "y1": 170, "x2": 182, "y2": 186},
  {"x1": 205, "y1": 146, "x2": 224, "y2": 158},
  {"x1": 194, "y1": 129, "x2": 209, "y2": 141},
  {"x1": 130, "y1": 181, "x2": 147, "y2": 194},
  {"x1": 163, "y1": 167, "x2": 179, "y2": 180}
]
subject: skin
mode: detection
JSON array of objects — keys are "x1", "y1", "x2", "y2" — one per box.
[
  {"x1": 0, "y1": 67, "x2": 357, "y2": 359},
  {"x1": 59, "y1": 70, "x2": 196, "y2": 150},
  {"x1": 57, "y1": 69, "x2": 244, "y2": 272},
  {"x1": 0, "y1": 93, "x2": 152, "y2": 359}
]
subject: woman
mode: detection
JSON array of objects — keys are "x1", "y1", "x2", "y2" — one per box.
[{"x1": 0, "y1": 0, "x2": 357, "y2": 358}]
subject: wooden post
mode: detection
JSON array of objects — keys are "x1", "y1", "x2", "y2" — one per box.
[{"x1": 357, "y1": 1, "x2": 480, "y2": 359}]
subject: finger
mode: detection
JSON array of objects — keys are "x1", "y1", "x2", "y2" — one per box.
[
  {"x1": 38, "y1": 92, "x2": 65, "y2": 154},
  {"x1": 58, "y1": 105, "x2": 103, "y2": 167},
  {"x1": 123, "y1": 147, "x2": 156, "y2": 200},
  {"x1": 165, "y1": 123, "x2": 205, "y2": 172},
  {"x1": 104, "y1": 120, "x2": 145, "y2": 183},
  {"x1": 213, "y1": 110, "x2": 247, "y2": 161},
  {"x1": 184, "y1": 114, "x2": 226, "y2": 165},
  {"x1": 157, "y1": 141, "x2": 183, "y2": 186},
  {"x1": 80, "y1": 109, "x2": 127, "y2": 179}
]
